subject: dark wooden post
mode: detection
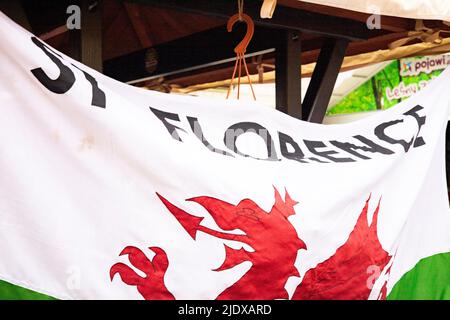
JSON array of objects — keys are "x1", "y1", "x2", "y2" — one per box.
[
  {"x1": 81, "y1": 0, "x2": 103, "y2": 72},
  {"x1": 275, "y1": 30, "x2": 302, "y2": 119},
  {"x1": 302, "y1": 38, "x2": 349, "y2": 123}
]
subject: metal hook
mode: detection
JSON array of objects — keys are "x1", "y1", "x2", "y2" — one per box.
[
  {"x1": 227, "y1": 13, "x2": 254, "y2": 54},
  {"x1": 226, "y1": 13, "x2": 256, "y2": 101}
]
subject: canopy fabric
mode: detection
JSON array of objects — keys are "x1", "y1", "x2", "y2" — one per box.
[{"x1": 299, "y1": 0, "x2": 450, "y2": 21}]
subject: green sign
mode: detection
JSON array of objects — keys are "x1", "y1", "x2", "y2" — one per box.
[{"x1": 327, "y1": 54, "x2": 450, "y2": 115}]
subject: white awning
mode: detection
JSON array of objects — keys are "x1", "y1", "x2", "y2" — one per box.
[{"x1": 298, "y1": 0, "x2": 450, "y2": 21}]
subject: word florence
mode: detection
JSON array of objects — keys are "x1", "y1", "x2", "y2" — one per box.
[{"x1": 151, "y1": 105, "x2": 426, "y2": 164}]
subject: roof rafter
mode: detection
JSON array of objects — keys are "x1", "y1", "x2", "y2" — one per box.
[{"x1": 124, "y1": 0, "x2": 377, "y2": 41}]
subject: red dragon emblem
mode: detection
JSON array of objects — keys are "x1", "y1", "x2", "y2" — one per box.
[
  {"x1": 110, "y1": 189, "x2": 391, "y2": 300},
  {"x1": 292, "y1": 196, "x2": 391, "y2": 299}
]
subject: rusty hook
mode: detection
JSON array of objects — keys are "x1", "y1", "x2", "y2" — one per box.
[
  {"x1": 226, "y1": 13, "x2": 256, "y2": 101},
  {"x1": 227, "y1": 13, "x2": 255, "y2": 54}
]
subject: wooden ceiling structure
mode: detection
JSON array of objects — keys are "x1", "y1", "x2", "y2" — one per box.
[{"x1": 3, "y1": 0, "x2": 450, "y2": 123}]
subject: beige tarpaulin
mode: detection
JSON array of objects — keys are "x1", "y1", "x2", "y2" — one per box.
[
  {"x1": 298, "y1": 0, "x2": 450, "y2": 21},
  {"x1": 171, "y1": 38, "x2": 450, "y2": 93}
]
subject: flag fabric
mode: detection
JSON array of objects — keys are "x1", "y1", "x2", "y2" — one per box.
[{"x1": 0, "y1": 12, "x2": 449, "y2": 300}]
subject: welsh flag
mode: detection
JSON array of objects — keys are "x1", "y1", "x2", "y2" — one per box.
[{"x1": 0, "y1": 12, "x2": 449, "y2": 300}]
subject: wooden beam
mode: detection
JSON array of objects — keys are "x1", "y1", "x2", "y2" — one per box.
[
  {"x1": 81, "y1": 0, "x2": 103, "y2": 72},
  {"x1": 278, "y1": 0, "x2": 415, "y2": 33},
  {"x1": 104, "y1": 25, "x2": 283, "y2": 83},
  {"x1": 155, "y1": 34, "x2": 331, "y2": 87},
  {"x1": 39, "y1": 25, "x2": 68, "y2": 41},
  {"x1": 302, "y1": 38, "x2": 349, "y2": 123},
  {"x1": 124, "y1": 2, "x2": 153, "y2": 48},
  {"x1": 125, "y1": 0, "x2": 373, "y2": 41},
  {"x1": 275, "y1": 30, "x2": 302, "y2": 119}
]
